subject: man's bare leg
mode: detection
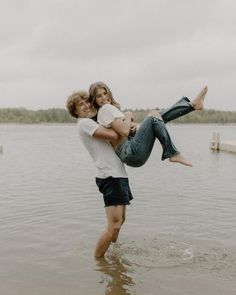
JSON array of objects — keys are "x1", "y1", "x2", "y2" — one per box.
[
  {"x1": 111, "y1": 205, "x2": 126, "y2": 243},
  {"x1": 94, "y1": 205, "x2": 124, "y2": 258},
  {"x1": 191, "y1": 86, "x2": 208, "y2": 110},
  {"x1": 169, "y1": 153, "x2": 193, "y2": 167},
  {"x1": 94, "y1": 230, "x2": 113, "y2": 258}
]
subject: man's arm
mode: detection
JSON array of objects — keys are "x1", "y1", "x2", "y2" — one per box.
[
  {"x1": 111, "y1": 111, "x2": 133, "y2": 137},
  {"x1": 93, "y1": 125, "x2": 119, "y2": 141}
]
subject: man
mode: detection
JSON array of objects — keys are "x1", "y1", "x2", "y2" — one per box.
[
  {"x1": 66, "y1": 86, "x2": 207, "y2": 257},
  {"x1": 66, "y1": 91, "x2": 133, "y2": 258}
]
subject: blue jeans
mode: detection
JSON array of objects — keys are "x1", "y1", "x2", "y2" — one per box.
[
  {"x1": 116, "y1": 116, "x2": 179, "y2": 167},
  {"x1": 115, "y1": 97, "x2": 194, "y2": 167},
  {"x1": 160, "y1": 96, "x2": 194, "y2": 123}
]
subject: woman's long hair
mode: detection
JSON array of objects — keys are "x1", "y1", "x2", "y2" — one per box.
[{"x1": 89, "y1": 82, "x2": 121, "y2": 110}]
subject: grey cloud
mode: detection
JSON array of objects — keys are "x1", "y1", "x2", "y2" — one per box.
[{"x1": 0, "y1": 0, "x2": 236, "y2": 110}]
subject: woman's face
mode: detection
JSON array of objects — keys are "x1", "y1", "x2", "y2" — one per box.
[{"x1": 95, "y1": 87, "x2": 111, "y2": 107}]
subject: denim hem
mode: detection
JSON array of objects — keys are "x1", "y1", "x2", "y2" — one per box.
[{"x1": 161, "y1": 151, "x2": 180, "y2": 161}]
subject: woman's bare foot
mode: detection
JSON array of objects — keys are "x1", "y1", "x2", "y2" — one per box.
[
  {"x1": 191, "y1": 86, "x2": 208, "y2": 110},
  {"x1": 169, "y1": 153, "x2": 193, "y2": 167}
]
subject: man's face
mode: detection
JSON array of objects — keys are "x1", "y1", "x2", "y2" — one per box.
[{"x1": 75, "y1": 98, "x2": 92, "y2": 118}]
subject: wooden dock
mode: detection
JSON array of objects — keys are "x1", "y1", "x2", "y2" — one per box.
[{"x1": 210, "y1": 132, "x2": 236, "y2": 153}]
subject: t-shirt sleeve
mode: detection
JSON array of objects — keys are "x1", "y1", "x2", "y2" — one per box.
[
  {"x1": 77, "y1": 118, "x2": 99, "y2": 136},
  {"x1": 97, "y1": 104, "x2": 125, "y2": 128}
]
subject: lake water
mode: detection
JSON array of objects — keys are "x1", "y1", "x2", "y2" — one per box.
[{"x1": 0, "y1": 123, "x2": 236, "y2": 295}]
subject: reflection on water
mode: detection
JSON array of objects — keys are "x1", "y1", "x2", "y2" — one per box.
[
  {"x1": 95, "y1": 245, "x2": 135, "y2": 295},
  {"x1": 95, "y1": 239, "x2": 236, "y2": 295}
]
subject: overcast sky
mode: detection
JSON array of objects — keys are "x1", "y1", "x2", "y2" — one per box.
[{"x1": 1, "y1": 0, "x2": 236, "y2": 111}]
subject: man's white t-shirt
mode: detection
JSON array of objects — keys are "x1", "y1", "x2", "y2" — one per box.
[
  {"x1": 97, "y1": 104, "x2": 124, "y2": 128},
  {"x1": 77, "y1": 118, "x2": 127, "y2": 179}
]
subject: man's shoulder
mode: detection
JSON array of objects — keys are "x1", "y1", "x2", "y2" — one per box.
[
  {"x1": 77, "y1": 118, "x2": 99, "y2": 136},
  {"x1": 78, "y1": 118, "x2": 98, "y2": 126}
]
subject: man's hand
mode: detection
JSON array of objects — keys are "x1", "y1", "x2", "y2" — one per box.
[
  {"x1": 129, "y1": 122, "x2": 137, "y2": 136},
  {"x1": 111, "y1": 111, "x2": 133, "y2": 137}
]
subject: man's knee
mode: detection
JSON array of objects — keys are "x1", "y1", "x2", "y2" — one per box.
[
  {"x1": 111, "y1": 218, "x2": 125, "y2": 241},
  {"x1": 113, "y1": 221, "x2": 122, "y2": 233},
  {"x1": 109, "y1": 221, "x2": 122, "y2": 240}
]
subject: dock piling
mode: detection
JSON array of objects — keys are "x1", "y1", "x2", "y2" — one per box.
[
  {"x1": 210, "y1": 133, "x2": 236, "y2": 154},
  {"x1": 210, "y1": 132, "x2": 220, "y2": 151}
]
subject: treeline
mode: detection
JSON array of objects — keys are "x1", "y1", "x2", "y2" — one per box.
[
  {"x1": 130, "y1": 108, "x2": 236, "y2": 124},
  {"x1": 0, "y1": 107, "x2": 236, "y2": 124},
  {"x1": 0, "y1": 108, "x2": 76, "y2": 124}
]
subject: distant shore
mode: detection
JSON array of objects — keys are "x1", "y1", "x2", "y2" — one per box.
[{"x1": 0, "y1": 107, "x2": 236, "y2": 124}]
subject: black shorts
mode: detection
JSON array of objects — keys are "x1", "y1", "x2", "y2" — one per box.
[{"x1": 96, "y1": 177, "x2": 133, "y2": 207}]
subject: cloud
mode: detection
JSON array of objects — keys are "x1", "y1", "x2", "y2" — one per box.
[{"x1": 0, "y1": 0, "x2": 236, "y2": 110}]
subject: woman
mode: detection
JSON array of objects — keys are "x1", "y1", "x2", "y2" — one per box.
[{"x1": 89, "y1": 82, "x2": 207, "y2": 167}]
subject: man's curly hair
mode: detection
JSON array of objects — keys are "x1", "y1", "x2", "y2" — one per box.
[{"x1": 66, "y1": 90, "x2": 97, "y2": 119}]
